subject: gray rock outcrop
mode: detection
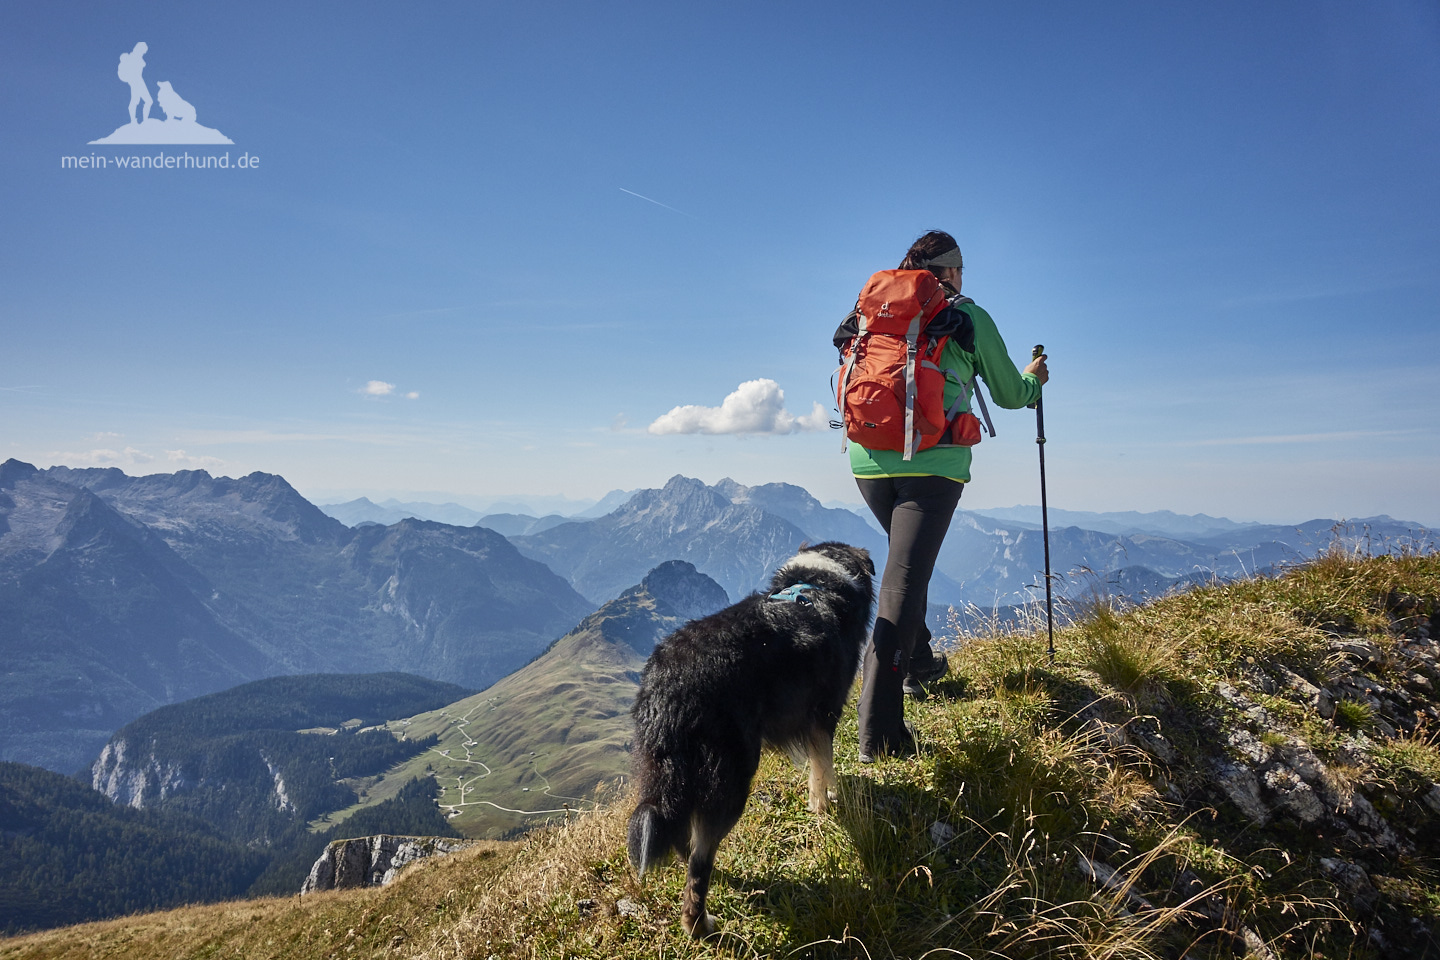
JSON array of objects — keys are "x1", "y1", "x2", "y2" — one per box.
[{"x1": 301, "y1": 834, "x2": 474, "y2": 893}]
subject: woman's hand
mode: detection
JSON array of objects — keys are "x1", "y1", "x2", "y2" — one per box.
[{"x1": 1024, "y1": 354, "x2": 1049, "y2": 385}]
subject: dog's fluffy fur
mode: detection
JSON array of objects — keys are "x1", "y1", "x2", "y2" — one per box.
[{"x1": 627, "y1": 542, "x2": 875, "y2": 937}]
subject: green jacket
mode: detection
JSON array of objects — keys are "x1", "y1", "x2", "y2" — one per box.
[{"x1": 847, "y1": 301, "x2": 1042, "y2": 483}]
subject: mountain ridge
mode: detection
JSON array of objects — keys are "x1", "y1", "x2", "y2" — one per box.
[
  {"x1": 0, "y1": 460, "x2": 594, "y2": 773},
  {"x1": 345, "y1": 560, "x2": 728, "y2": 839}
]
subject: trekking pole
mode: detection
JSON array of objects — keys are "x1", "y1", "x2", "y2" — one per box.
[{"x1": 1029, "y1": 345, "x2": 1056, "y2": 665}]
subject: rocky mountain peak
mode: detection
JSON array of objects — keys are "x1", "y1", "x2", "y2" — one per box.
[
  {"x1": 168, "y1": 468, "x2": 216, "y2": 489},
  {"x1": 570, "y1": 562, "x2": 726, "y2": 655},
  {"x1": 639, "y1": 560, "x2": 729, "y2": 619},
  {"x1": 621, "y1": 475, "x2": 731, "y2": 515},
  {"x1": 660, "y1": 474, "x2": 714, "y2": 498},
  {"x1": 0, "y1": 458, "x2": 39, "y2": 487},
  {"x1": 48, "y1": 487, "x2": 162, "y2": 562},
  {"x1": 711, "y1": 477, "x2": 747, "y2": 501}
]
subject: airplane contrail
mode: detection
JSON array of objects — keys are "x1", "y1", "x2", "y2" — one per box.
[{"x1": 618, "y1": 187, "x2": 696, "y2": 218}]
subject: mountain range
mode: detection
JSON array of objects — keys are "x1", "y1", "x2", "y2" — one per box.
[
  {"x1": 481, "y1": 475, "x2": 1431, "y2": 614},
  {"x1": 312, "y1": 487, "x2": 637, "y2": 527},
  {"x1": 933, "y1": 509, "x2": 1433, "y2": 610},
  {"x1": 509, "y1": 475, "x2": 888, "y2": 604},
  {"x1": 966, "y1": 505, "x2": 1265, "y2": 539},
  {"x1": 5, "y1": 458, "x2": 1432, "y2": 777},
  {"x1": 0, "y1": 460, "x2": 592, "y2": 774}
]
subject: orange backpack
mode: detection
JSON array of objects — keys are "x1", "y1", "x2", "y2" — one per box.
[{"x1": 834, "y1": 270, "x2": 978, "y2": 460}]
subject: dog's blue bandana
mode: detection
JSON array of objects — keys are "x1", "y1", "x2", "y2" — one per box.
[{"x1": 768, "y1": 583, "x2": 816, "y2": 605}]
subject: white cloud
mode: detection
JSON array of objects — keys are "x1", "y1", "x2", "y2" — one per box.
[
  {"x1": 647, "y1": 379, "x2": 828, "y2": 436},
  {"x1": 165, "y1": 449, "x2": 226, "y2": 469},
  {"x1": 405, "y1": 391, "x2": 419, "y2": 400},
  {"x1": 46, "y1": 446, "x2": 155, "y2": 466},
  {"x1": 41, "y1": 446, "x2": 227, "y2": 471},
  {"x1": 362, "y1": 380, "x2": 396, "y2": 396}
]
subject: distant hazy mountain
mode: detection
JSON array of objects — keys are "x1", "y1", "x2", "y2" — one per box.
[
  {"x1": 315, "y1": 492, "x2": 605, "y2": 524},
  {"x1": 968, "y1": 505, "x2": 1265, "y2": 540},
  {"x1": 317, "y1": 497, "x2": 490, "y2": 527},
  {"x1": 505, "y1": 470, "x2": 1431, "y2": 612},
  {"x1": 934, "y1": 510, "x2": 1433, "y2": 608},
  {"x1": 1, "y1": 460, "x2": 594, "y2": 773},
  {"x1": 573, "y1": 488, "x2": 639, "y2": 518},
  {"x1": 0, "y1": 461, "x2": 272, "y2": 773},
  {"x1": 475, "y1": 513, "x2": 575, "y2": 537},
  {"x1": 713, "y1": 478, "x2": 887, "y2": 552},
  {"x1": 317, "y1": 497, "x2": 415, "y2": 527},
  {"x1": 345, "y1": 561, "x2": 728, "y2": 838},
  {"x1": 510, "y1": 475, "x2": 883, "y2": 604},
  {"x1": 9, "y1": 456, "x2": 1431, "y2": 775}
]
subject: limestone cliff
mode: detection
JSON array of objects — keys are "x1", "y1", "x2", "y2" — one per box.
[{"x1": 301, "y1": 835, "x2": 474, "y2": 892}]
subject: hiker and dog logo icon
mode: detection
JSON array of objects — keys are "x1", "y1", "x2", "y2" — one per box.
[{"x1": 89, "y1": 42, "x2": 233, "y2": 145}]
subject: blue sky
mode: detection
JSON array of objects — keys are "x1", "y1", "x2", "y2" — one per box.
[{"x1": 3, "y1": 1, "x2": 1437, "y2": 525}]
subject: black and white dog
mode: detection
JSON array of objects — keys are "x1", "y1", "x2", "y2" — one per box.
[{"x1": 627, "y1": 542, "x2": 875, "y2": 937}]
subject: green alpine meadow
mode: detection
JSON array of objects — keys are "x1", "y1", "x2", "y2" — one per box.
[{"x1": 5, "y1": 548, "x2": 1437, "y2": 959}]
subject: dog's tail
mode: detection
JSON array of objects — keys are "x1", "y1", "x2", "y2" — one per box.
[{"x1": 627, "y1": 802, "x2": 676, "y2": 876}]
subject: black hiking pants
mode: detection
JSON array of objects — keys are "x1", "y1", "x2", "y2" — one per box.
[{"x1": 855, "y1": 475, "x2": 963, "y2": 756}]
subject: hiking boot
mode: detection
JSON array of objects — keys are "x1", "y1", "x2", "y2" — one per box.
[
  {"x1": 903, "y1": 653, "x2": 948, "y2": 700},
  {"x1": 857, "y1": 724, "x2": 917, "y2": 764}
]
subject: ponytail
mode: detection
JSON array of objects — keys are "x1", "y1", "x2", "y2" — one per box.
[{"x1": 900, "y1": 230, "x2": 962, "y2": 277}]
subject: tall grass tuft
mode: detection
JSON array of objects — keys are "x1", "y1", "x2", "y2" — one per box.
[{"x1": 1077, "y1": 603, "x2": 1181, "y2": 703}]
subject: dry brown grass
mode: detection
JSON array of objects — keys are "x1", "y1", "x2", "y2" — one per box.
[{"x1": 0, "y1": 840, "x2": 514, "y2": 960}]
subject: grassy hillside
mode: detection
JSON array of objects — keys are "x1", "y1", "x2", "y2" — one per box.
[
  {"x1": 325, "y1": 595, "x2": 660, "y2": 839},
  {"x1": 5, "y1": 549, "x2": 1438, "y2": 959},
  {"x1": 93, "y1": 673, "x2": 471, "y2": 845}
]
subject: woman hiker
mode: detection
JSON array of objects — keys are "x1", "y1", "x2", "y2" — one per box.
[{"x1": 836, "y1": 230, "x2": 1049, "y2": 761}]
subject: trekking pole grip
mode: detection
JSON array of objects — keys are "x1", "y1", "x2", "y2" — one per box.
[{"x1": 1028, "y1": 344, "x2": 1045, "y2": 418}]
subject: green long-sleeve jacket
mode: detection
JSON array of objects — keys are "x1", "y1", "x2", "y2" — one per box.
[{"x1": 846, "y1": 300, "x2": 1042, "y2": 483}]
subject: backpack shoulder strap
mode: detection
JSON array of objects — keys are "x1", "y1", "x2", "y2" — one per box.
[
  {"x1": 833, "y1": 306, "x2": 860, "y2": 351},
  {"x1": 929, "y1": 296, "x2": 976, "y2": 354}
]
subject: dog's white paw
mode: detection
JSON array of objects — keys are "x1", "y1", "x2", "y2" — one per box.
[
  {"x1": 682, "y1": 911, "x2": 719, "y2": 938},
  {"x1": 807, "y1": 784, "x2": 839, "y2": 814}
]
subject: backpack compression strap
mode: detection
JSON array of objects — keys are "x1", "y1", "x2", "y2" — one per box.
[
  {"x1": 941, "y1": 372, "x2": 997, "y2": 437},
  {"x1": 901, "y1": 306, "x2": 926, "y2": 460},
  {"x1": 836, "y1": 307, "x2": 864, "y2": 454}
]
